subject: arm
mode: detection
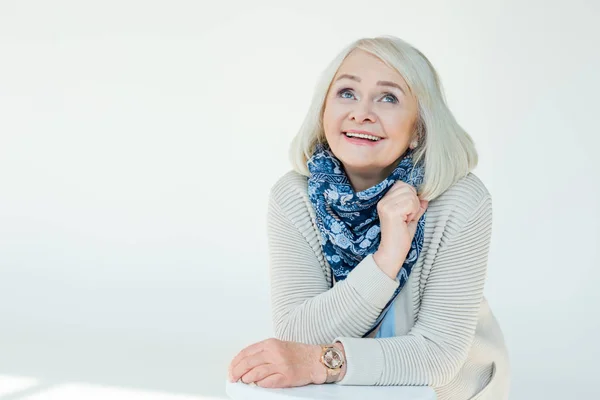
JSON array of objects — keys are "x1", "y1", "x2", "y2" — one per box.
[
  {"x1": 333, "y1": 195, "x2": 493, "y2": 386},
  {"x1": 267, "y1": 192, "x2": 400, "y2": 344}
]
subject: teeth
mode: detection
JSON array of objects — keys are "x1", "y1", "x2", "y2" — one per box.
[{"x1": 344, "y1": 132, "x2": 381, "y2": 141}]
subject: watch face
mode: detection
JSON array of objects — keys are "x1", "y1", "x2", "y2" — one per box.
[{"x1": 323, "y1": 348, "x2": 343, "y2": 368}]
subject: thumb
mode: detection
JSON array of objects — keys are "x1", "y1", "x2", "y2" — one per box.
[
  {"x1": 408, "y1": 200, "x2": 429, "y2": 226},
  {"x1": 407, "y1": 199, "x2": 429, "y2": 224},
  {"x1": 415, "y1": 199, "x2": 429, "y2": 219}
]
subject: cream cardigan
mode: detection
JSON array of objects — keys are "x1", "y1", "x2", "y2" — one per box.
[{"x1": 266, "y1": 170, "x2": 510, "y2": 400}]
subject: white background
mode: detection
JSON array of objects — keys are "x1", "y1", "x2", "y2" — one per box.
[{"x1": 1, "y1": 1, "x2": 599, "y2": 399}]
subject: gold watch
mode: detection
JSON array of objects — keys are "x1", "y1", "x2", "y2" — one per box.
[{"x1": 319, "y1": 344, "x2": 345, "y2": 383}]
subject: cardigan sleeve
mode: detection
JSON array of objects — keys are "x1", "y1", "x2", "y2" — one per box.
[
  {"x1": 333, "y1": 194, "x2": 493, "y2": 387},
  {"x1": 267, "y1": 192, "x2": 400, "y2": 345}
]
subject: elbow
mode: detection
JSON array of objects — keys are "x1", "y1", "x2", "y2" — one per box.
[
  {"x1": 432, "y1": 361, "x2": 462, "y2": 386},
  {"x1": 406, "y1": 332, "x2": 469, "y2": 386},
  {"x1": 427, "y1": 345, "x2": 469, "y2": 386}
]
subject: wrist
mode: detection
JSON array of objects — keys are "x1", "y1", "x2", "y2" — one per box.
[
  {"x1": 311, "y1": 345, "x2": 328, "y2": 384},
  {"x1": 313, "y1": 342, "x2": 347, "y2": 384},
  {"x1": 373, "y1": 251, "x2": 404, "y2": 280},
  {"x1": 332, "y1": 342, "x2": 347, "y2": 382}
]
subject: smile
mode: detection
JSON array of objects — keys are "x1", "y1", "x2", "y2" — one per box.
[{"x1": 342, "y1": 132, "x2": 383, "y2": 146}]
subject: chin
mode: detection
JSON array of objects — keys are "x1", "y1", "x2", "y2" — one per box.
[
  {"x1": 331, "y1": 143, "x2": 370, "y2": 160},
  {"x1": 336, "y1": 154, "x2": 377, "y2": 171}
]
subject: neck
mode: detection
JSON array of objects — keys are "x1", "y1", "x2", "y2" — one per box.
[{"x1": 343, "y1": 162, "x2": 398, "y2": 192}]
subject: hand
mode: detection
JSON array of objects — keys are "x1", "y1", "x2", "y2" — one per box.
[
  {"x1": 374, "y1": 181, "x2": 429, "y2": 279},
  {"x1": 228, "y1": 338, "x2": 328, "y2": 388}
]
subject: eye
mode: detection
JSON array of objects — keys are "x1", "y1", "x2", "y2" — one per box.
[
  {"x1": 337, "y1": 88, "x2": 355, "y2": 99},
  {"x1": 382, "y1": 93, "x2": 399, "y2": 103},
  {"x1": 336, "y1": 88, "x2": 399, "y2": 104}
]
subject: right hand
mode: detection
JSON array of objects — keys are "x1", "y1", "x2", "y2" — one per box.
[{"x1": 373, "y1": 181, "x2": 429, "y2": 279}]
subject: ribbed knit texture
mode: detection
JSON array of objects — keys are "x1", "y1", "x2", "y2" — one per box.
[{"x1": 267, "y1": 170, "x2": 510, "y2": 400}]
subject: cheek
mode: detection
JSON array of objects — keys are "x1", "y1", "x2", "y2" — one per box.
[
  {"x1": 324, "y1": 104, "x2": 344, "y2": 120},
  {"x1": 323, "y1": 104, "x2": 345, "y2": 134},
  {"x1": 382, "y1": 113, "x2": 414, "y2": 140}
]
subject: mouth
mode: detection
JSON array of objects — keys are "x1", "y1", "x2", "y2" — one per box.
[{"x1": 341, "y1": 131, "x2": 384, "y2": 145}]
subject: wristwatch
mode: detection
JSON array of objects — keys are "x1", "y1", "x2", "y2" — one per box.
[{"x1": 319, "y1": 344, "x2": 346, "y2": 383}]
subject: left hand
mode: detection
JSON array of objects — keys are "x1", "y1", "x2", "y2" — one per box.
[{"x1": 228, "y1": 338, "x2": 327, "y2": 388}]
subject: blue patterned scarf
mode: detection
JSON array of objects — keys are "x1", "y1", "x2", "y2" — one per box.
[{"x1": 307, "y1": 142, "x2": 426, "y2": 336}]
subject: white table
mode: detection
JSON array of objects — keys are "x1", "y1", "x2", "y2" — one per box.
[{"x1": 225, "y1": 380, "x2": 436, "y2": 400}]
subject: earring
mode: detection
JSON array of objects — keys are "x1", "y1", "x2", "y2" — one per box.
[{"x1": 410, "y1": 140, "x2": 418, "y2": 149}]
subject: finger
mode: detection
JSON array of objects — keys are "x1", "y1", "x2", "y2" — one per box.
[
  {"x1": 419, "y1": 199, "x2": 429, "y2": 213},
  {"x1": 416, "y1": 199, "x2": 429, "y2": 214},
  {"x1": 410, "y1": 200, "x2": 429, "y2": 223},
  {"x1": 231, "y1": 350, "x2": 268, "y2": 382},
  {"x1": 229, "y1": 339, "x2": 272, "y2": 377},
  {"x1": 382, "y1": 192, "x2": 417, "y2": 211},
  {"x1": 255, "y1": 373, "x2": 286, "y2": 389},
  {"x1": 402, "y1": 195, "x2": 422, "y2": 222},
  {"x1": 409, "y1": 204, "x2": 427, "y2": 223},
  {"x1": 388, "y1": 181, "x2": 416, "y2": 195},
  {"x1": 386, "y1": 200, "x2": 416, "y2": 223},
  {"x1": 241, "y1": 364, "x2": 278, "y2": 385}
]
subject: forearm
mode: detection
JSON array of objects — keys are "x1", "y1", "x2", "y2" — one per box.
[
  {"x1": 333, "y1": 332, "x2": 472, "y2": 386},
  {"x1": 272, "y1": 252, "x2": 399, "y2": 344},
  {"x1": 333, "y1": 195, "x2": 493, "y2": 386},
  {"x1": 269, "y1": 194, "x2": 400, "y2": 344}
]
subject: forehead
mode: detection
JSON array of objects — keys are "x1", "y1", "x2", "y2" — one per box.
[{"x1": 334, "y1": 49, "x2": 408, "y2": 88}]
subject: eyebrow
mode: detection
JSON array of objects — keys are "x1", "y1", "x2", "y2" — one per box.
[{"x1": 334, "y1": 74, "x2": 407, "y2": 96}]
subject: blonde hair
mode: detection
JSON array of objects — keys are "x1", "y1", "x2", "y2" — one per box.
[{"x1": 288, "y1": 35, "x2": 479, "y2": 201}]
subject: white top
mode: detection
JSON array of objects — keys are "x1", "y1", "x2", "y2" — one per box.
[
  {"x1": 265, "y1": 171, "x2": 511, "y2": 400},
  {"x1": 225, "y1": 381, "x2": 436, "y2": 400}
]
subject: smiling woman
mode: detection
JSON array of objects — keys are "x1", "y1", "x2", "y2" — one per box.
[
  {"x1": 228, "y1": 35, "x2": 510, "y2": 400},
  {"x1": 322, "y1": 50, "x2": 421, "y2": 193}
]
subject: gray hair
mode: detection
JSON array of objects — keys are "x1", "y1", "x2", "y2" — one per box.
[{"x1": 288, "y1": 35, "x2": 479, "y2": 201}]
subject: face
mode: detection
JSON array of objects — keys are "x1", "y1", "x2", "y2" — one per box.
[{"x1": 322, "y1": 49, "x2": 419, "y2": 180}]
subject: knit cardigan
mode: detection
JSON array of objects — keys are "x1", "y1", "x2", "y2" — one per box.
[{"x1": 266, "y1": 170, "x2": 511, "y2": 400}]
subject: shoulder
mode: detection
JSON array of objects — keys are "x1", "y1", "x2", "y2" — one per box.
[
  {"x1": 270, "y1": 169, "x2": 307, "y2": 192},
  {"x1": 268, "y1": 170, "x2": 309, "y2": 208},
  {"x1": 437, "y1": 172, "x2": 490, "y2": 204},
  {"x1": 267, "y1": 170, "x2": 492, "y2": 228},
  {"x1": 267, "y1": 170, "x2": 312, "y2": 222},
  {"x1": 429, "y1": 172, "x2": 492, "y2": 232}
]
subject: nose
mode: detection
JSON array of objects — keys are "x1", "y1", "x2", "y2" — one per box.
[{"x1": 349, "y1": 100, "x2": 376, "y2": 123}]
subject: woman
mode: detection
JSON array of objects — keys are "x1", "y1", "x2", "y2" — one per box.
[{"x1": 228, "y1": 35, "x2": 510, "y2": 400}]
